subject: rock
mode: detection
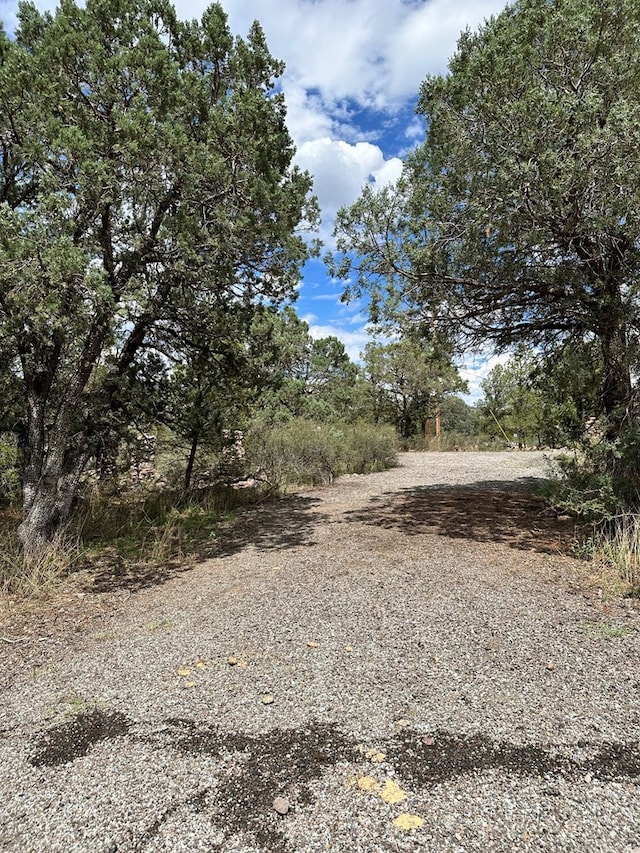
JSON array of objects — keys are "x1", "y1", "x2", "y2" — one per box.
[
  {"x1": 273, "y1": 796, "x2": 289, "y2": 815},
  {"x1": 261, "y1": 693, "x2": 275, "y2": 705}
]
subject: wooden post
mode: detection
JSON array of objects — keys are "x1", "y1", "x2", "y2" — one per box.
[{"x1": 435, "y1": 401, "x2": 442, "y2": 437}]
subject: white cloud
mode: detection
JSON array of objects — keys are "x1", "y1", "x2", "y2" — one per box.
[
  {"x1": 307, "y1": 321, "x2": 372, "y2": 363},
  {"x1": 295, "y1": 137, "x2": 403, "y2": 245},
  {"x1": 215, "y1": 0, "x2": 507, "y2": 111},
  {"x1": 458, "y1": 350, "x2": 512, "y2": 403}
]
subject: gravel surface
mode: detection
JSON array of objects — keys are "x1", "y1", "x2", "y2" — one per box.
[{"x1": 1, "y1": 451, "x2": 639, "y2": 852}]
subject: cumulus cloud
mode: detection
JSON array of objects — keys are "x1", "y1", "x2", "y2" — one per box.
[
  {"x1": 306, "y1": 321, "x2": 372, "y2": 363},
  {"x1": 216, "y1": 0, "x2": 507, "y2": 111},
  {"x1": 295, "y1": 137, "x2": 403, "y2": 245}
]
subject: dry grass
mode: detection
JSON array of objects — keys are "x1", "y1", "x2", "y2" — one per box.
[
  {"x1": 0, "y1": 511, "x2": 82, "y2": 598},
  {"x1": 1, "y1": 482, "x2": 270, "y2": 599},
  {"x1": 592, "y1": 513, "x2": 640, "y2": 597}
]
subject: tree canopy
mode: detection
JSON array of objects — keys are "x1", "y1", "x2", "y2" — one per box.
[
  {"x1": 331, "y1": 0, "x2": 640, "y2": 449},
  {"x1": 361, "y1": 338, "x2": 466, "y2": 438},
  {"x1": 0, "y1": 0, "x2": 317, "y2": 548}
]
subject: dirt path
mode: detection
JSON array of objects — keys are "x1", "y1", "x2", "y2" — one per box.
[{"x1": 1, "y1": 452, "x2": 639, "y2": 852}]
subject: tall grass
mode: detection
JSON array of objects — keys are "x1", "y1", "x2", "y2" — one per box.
[
  {"x1": 3, "y1": 420, "x2": 396, "y2": 596},
  {"x1": 0, "y1": 513, "x2": 82, "y2": 597},
  {"x1": 592, "y1": 513, "x2": 640, "y2": 596},
  {"x1": 404, "y1": 432, "x2": 507, "y2": 452},
  {"x1": 76, "y1": 482, "x2": 266, "y2": 570}
]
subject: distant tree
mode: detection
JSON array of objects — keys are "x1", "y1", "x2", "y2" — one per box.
[
  {"x1": 480, "y1": 352, "x2": 543, "y2": 447},
  {"x1": 439, "y1": 396, "x2": 480, "y2": 437},
  {"x1": 0, "y1": 0, "x2": 317, "y2": 550},
  {"x1": 331, "y1": 0, "x2": 640, "y2": 492},
  {"x1": 361, "y1": 338, "x2": 467, "y2": 438},
  {"x1": 480, "y1": 344, "x2": 603, "y2": 447},
  {"x1": 246, "y1": 307, "x2": 358, "y2": 423}
]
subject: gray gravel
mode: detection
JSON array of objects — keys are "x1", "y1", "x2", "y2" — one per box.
[{"x1": 1, "y1": 451, "x2": 639, "y2": 852}]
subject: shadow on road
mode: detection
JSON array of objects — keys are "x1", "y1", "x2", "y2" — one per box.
[
  {"x1": 344, "y1": 480, "x2": 574, "y2": 554},
  {"x1": 84, "y1": 494, "x2": 327, "y2": 594},
  {"x1": 213, "y1": 493, "x2": 327, "y2": 558}
]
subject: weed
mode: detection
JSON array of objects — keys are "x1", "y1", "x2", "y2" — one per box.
[
  {"x1": 579, "y1": 620, "x2": 635, "y2": 640},
  {"x1": 592, "y1": 513, "x2": 640, "y2": 596},
  {"x1": 92, "y1": 630, "x2": 117, "y2": 641},
  {"x1": 145, "y1": 619, "x2": 174, "y2": 632},
  {"x1": 570, "y1": 536, "x2": 596, "y2": 561}
]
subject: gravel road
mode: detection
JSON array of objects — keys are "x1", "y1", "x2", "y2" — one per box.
[{"x1": 1, "y1": 451, "x2": 639, "y2": 852}]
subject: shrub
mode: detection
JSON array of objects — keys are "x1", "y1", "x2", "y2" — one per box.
[
  {"x1": 244, "y1": 418, "x2": 397, "y2": 490},
  {"x1": 338, "y1": 421, "x2": 397, "y2": 474},
  {"x1": 542, "y1": 449, "x2": 623, "y2": 521},
  {"x1": 0, "y1": 435, "x2": 20, "y2": 505}
]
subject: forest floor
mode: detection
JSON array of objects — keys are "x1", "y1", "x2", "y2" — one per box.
[{"x1": 1, "y1": 451, "x2": 639, "y2": 853}]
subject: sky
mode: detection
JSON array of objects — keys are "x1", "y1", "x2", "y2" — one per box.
[{"x1": 0, "y1": 0, "x2": 512, "y2": 399}]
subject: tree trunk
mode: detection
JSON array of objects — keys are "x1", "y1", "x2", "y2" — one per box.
[
  {"x1": 183, "y1": 433, "x2": 199, "y2": 494},
  {"x1": 18, "y1": 451, "x2": 87, "y2": 553},
  {"x1": 18, "y1": 389, "x2": 89, "y2": 553},
  {"x1": 594, "y1": 291, "x2": 637, "y2": 503},
  {"x1": 598, "y1": 303, "x2": 632, "y2": 440}
]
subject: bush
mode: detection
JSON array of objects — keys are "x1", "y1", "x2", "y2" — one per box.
[
  {"x1": 338, "y1": 421, "x2": 398, "y2": 474},
  {"x1": 244, "y1": 418, "x2": 397, "y2": 489},
  {"x1": 0, "y1": 435, "x2": 20, "y2": 505},
  {"x1": 542, "y1": 440, "x2": 640, "y2": 596},
  {"x1": 543, "y1": 448, "x2": 624, "y2": 522}
]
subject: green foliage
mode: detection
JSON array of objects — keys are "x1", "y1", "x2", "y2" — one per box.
[
  {"x1": 543, "y1": 448, "x2": 623, "y2": 520},
  {"x1": 77, "y1": 482, "x2": 259, "y2": 561},
  {"x1": 330, "y1": 0, "x2": 640, "y2": 492},
  {"x1": 405, "y1": 432, "x2": 505, "y2": 452},
  {"x1": 0, "y1": 435, "x2": 19, "y2": 505},
  {"x1": 0, "y1": 0, "x2": 318, "y2": 548},
  {"x1": 360, "y1": 337, "x2": 467, "y2": 438},
  {"x1": 592, "y1": 514, "x2": 640, "y2": 597},
  {"x1": 439, "y1": 396, "x2": 480, "y2": 437},
  {"x1": 248, "y1": 307, "x2": 359, "y2": 424},
  {"x1": 244, "y1": 418, "x2": 397, "y2": 490}
]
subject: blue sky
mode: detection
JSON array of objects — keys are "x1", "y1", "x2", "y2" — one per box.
[{"x1": 0, "y1": 0, "x2": 511, "y2": 399}]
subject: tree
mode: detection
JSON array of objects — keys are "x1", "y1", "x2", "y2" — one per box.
[
  {"x1": 361, "y1": 338, "x2": 467, "y2": 438},
  {"x1": 0, "y1": 0, "x2": 317, "y2": 550},
  {"x1": 480, "y1": 344, "x2": 604, "y2": 448},
  {"x1": 479, "y1": 352, "x2": 544, "y2": 447},
  {"x1": 439, "y1": 396, "x2": 480, "y2": 437},
  {"x1": 244, "y1": 306, "x2": 359, "y2": 423},
  {"x1": 331, "y1": 0, "x2": 640, "y2": 471}
]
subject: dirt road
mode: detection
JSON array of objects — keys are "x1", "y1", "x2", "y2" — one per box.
[{"x1": 1, "y1": 452, "x2": 639, "y2": 852}]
